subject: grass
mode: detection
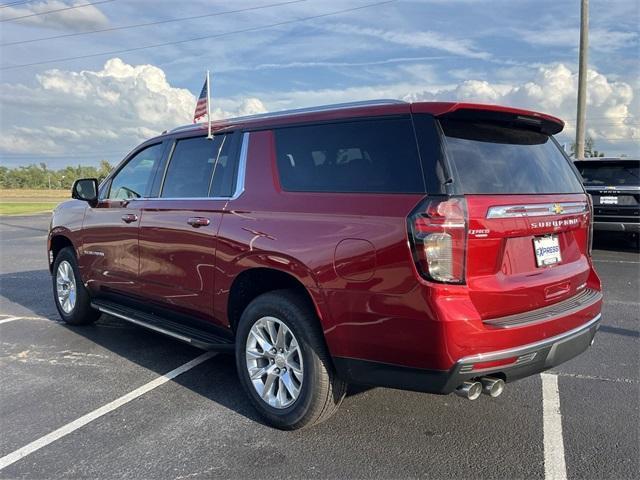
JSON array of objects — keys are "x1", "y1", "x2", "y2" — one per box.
[
  {"x1": 0, "y1": 189, "x2": 69, "y2": 215},
  {"x1": 0, "y1": 202, "x2": 61, "y2": 215}
]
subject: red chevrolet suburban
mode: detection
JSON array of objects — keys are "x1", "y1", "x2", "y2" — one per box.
[{"x1": 48, "y1": 100, "x2": 602, "y2": 429}]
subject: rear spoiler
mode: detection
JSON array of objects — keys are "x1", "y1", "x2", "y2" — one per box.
[{"x1": 411, "y1": 102, "x2": 565, "y2": 135}]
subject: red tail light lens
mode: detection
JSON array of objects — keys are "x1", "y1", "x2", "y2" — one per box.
[{"x1": 408, "y1": 196, "x2": 467, "y2": 284}]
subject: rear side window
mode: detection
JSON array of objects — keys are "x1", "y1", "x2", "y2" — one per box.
[
  {"x1": 274, "y1": 118, "x2": 425, "y2": 193},
  {"x1": 574, "y1": 161, "x2": 639, "y2": 187},
  {"x1": 161, "y1": 134, "x2": 237, "y2": 198},
  {"x1": 439, "y1": 119, "x2": 584, "y2": 194}
]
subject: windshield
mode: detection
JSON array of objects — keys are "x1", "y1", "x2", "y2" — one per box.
[
  {"x1": 439, "y1": 119, "x2": 584, "y2": 194},
  {"x1": 574, "y1": 161, "x2": 640, "y2": 187}
]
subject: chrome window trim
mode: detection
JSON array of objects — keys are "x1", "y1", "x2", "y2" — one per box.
[
  {"x1": 151, "y1": 131, "x2": 249, "y2": 202},
  {"x1": 232, "y1": 131, "x2": 249, "y2": 200},
  {"x1": 486, "y1": 201, "x2": 588, "y2": 219}
]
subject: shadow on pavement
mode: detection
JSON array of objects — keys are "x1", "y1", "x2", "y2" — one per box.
[
  {"x1": 0, "y1": 269, "x2": 57, "y2": 318},
  {"x1": 2, "y1": 229, "x2": 634, "y2": 430},
  {"x1": 0, "y1": 219, "x2": 50, "y2": 234},
  {"x1": 598, "y1": 325, "x2": 640, "y2": 338},
  {"x1": 0, "y1": 268, "x2": 372, "y2": 427},
  {"x1": 593, "y1": 232, "x2": 639, "y2": 253}
]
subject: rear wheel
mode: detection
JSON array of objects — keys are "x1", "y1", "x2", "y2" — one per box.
[
  {"x1": 52, "y1": 247, "x2": 100, "y2": 325},
  {"x1": 235, "y1": 290, "x2": 346, "y2": 430}
]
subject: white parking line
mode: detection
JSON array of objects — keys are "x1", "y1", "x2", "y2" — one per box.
[
  {"x1": 541, "y1": 373, "x2": 567, "y2": 480},
  {"x1": 593, "y1": 259, "x2": 639, "y2": 264},
  {"x1": 4, "y1": 315, "x2": 60, "y2": 323},
  {"x1": 0, "y1": 351, "x2": 216, "y2": 471},
  {"x1": 0, "y1": 316, "x2": 23, "y2": 325}
]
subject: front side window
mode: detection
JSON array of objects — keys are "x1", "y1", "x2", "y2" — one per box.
[
  {"x1": 161, "y1": 134, "x2": 238, "y2": 198},
  {"x1": 274, "y1": 118, "x2": 425, "y2": 193},
  {"x1": 109, "y1": 143, "x2": 164, "y2": 200}
]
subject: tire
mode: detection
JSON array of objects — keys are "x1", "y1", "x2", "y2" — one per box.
[
  {"x1": 235, "y1": 290, "x2": 347, "y2": 430},
  {"x1": 52, "y1": 247, "x2": 100, "y2": 325}
]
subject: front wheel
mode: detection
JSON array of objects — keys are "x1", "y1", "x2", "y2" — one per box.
[
  {"x1": 52, "y1": 247, "x2": 100, "y2": 325},
  {"x1": 235, "y1": 290, "x2": 347, "y2": 430}
]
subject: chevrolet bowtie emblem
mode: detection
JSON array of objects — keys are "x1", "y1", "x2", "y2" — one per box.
[{"x1": 552, "y1": 203, "x2": 564, "y2": 215}]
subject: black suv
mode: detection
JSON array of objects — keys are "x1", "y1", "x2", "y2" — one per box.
[{"x1": 574, "y1": 158, "x2": 640, "y2": 241}]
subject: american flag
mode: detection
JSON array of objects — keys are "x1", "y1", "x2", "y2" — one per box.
[{"x1": 193, "y1": 76, "x2": 208, "y2": 123}]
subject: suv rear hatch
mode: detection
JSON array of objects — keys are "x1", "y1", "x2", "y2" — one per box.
[{"x1": 412, "y1": 106, "x2": 594, "y2": 321}]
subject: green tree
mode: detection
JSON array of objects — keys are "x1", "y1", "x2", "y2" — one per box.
[
  {"x1": 0, "y1": 161, "x2": 113, "y2": 189},
  {"x1": 570, "y1": 136, "x2": 606, "y2": 158},
  {"x1": 97, "y1": 160, "x2": 113, "y2": 181}
]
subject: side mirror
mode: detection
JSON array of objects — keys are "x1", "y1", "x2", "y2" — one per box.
[{"x1": 72, "y1": 178, "x2": 99, "y2": 206}]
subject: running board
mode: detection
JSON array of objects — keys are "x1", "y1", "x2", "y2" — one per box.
[{"x1": 91, "y1": 300, "x2": 234, "y2": 352}]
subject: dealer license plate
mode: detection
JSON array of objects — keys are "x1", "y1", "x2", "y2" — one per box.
[{"x1": 533, "y1": 235, "x2": 562, "y2": 267}]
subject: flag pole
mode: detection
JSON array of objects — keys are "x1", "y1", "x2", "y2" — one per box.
[{"x1": 206, "y1": 70, "x2": 213, "y2": 140}]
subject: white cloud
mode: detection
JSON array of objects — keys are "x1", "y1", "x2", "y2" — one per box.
[
  {"x1": 230, "y1": 98, "x2": 267, "y2": 117},
  {"x1": 0, "y1": 0, "x2": 109, "y2": 31},
  {"x1": 0, "y1": 58, "x2": 264, "y2": 158},
  {"x1": 1, "y1": 60, "x2": 637, "y2": 163},
  {"x1": 241, "y1": 62, "x2": 637, "y2": 155},
  {"x1": 405, "y1": 63, "x2": 639, "y2": 146},
  {"x1": 324, "y1": 24, "x2": 491, "y2": 59}
]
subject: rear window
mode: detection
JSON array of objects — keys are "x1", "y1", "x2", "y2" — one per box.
[
  {"x1": 439, "y1": 119, "x2": 584, "y2": 194},
  {"x1": 574, "y1": 161, "x2": 640, "y2": 187},
  {"x1": 274, "y1": 118, "x2": 425, "y2": 193}
]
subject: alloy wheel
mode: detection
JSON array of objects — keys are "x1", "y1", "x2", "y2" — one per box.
[
  {"x1": 245, "y1": 316, "x2": 304, "y2": 409},
  {"x1": 56, "y1": 260, "x2": 77, "y2": 314}
]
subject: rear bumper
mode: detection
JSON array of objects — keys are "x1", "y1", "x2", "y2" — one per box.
[
  {"x1": 333, "y1": 313, "x2": 601, "y2": 394},
  {"x1": 594, "y1": 221, "x2": 640, "y2": 233}
]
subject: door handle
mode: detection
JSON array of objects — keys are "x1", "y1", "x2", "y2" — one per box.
[
  {"x1": 187, "y1": 217, "x2": 210, "y2": 228},
  {"x1": 121, "y1": 213, "x2": 138, "y2": 223}
]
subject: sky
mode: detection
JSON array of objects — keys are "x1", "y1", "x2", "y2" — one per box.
[{"x1": 0, "y1": 0, "x2": 638, "y2": 169}]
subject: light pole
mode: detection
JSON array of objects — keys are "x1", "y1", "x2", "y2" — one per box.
[{"x1": 575, "y1": 0, "x2": 589, "y2": 159}]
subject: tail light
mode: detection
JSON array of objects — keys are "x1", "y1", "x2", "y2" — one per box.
[
  {"x1": 408, "y1": 196, "x2": 467, "y2": 284},
  {"x1": 586, "y1": 194, "x2": 594, "y2": 256}
]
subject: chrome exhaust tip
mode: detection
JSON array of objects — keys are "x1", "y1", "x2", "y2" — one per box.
[
  {"x1": 455, "y1": 381, "x2": 482, "y2": 400},
  {"x1": 480, "y1": 377, "x2": 505, "y2": 398}
]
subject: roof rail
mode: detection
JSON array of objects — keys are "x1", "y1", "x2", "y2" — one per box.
[{"x1": 169, "y1": 99, "x2": 407, "y2": 134}]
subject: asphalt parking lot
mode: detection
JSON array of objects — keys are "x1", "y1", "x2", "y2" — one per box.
[{"x1": 0, "y1": 214, "x2": 638, "y2": 479}]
